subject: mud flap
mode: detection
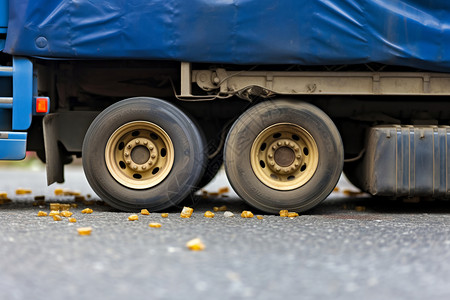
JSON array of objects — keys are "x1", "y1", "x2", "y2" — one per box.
[{"x1": 43, "y1": 114, "x2": 65, "y2": 185}]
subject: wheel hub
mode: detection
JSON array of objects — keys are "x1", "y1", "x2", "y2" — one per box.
[
  {"x1": 267, "y1": 139, "x2": 303, "y2": 174},
  {"x1": 105, "y1": 121, "x2": 174, "y2": 189},
  {"x1": 124, "y1": 138, "x2": 157, "y2": 172},
  {"x1": 250, "y1": 123, "x2": 319, "y2": 191}
]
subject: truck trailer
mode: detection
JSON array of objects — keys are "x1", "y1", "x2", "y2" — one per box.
[{"x1": 0, "y1": 0, "x2": 449, "y2": 213}]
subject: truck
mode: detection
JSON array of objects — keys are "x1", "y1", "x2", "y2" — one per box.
[{"x1": 0, "y1": 0, "x2": 449, "y2": 213}]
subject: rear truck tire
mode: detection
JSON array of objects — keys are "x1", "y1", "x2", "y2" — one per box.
[
  {"x1": 224, "y1": 99, "x2": 344, "y2": 213},
  {"x1": 82, "y1": 97, "x2": 207, "y2": 211}
]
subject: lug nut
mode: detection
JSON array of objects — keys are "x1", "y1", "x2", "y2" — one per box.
[
  {"x1": 126, "y1": 160, "x2": 131, "y2": 165},
  {"x1": 151, "y1": 154, "x2": 156, "y2": 159},
  {"x1": 143, "y1": 141, "x2": 148, "y2": 145},
  {"x1": 127, "y1": 145, "x2": 132, "y2": 149},
  {"x1": 142, "y1": 166, "x2": 147, "y2": 170},
  {"x1": 284, "y1": 141, "x2": 288, "y2": 145},
  {"x1": 135, "y1": 140, "x2": 140, "y2": 144},
  {"x1": 149, "y1": 146, "x2": 154, "y2": 150},
  {"x1": 133, "y1": 166, "x2": 138, "y2": 170},
  {"x1": 277, "y1": 142, "x2": 282, "y2": 146},
  {"x1": 276, "y1": 167, "x2": 281, "y2": 171},
  {"x1": 124, "y1": 152, "x2": 129, "y2": 157},
  {"x1": 268, "y1": 154, "x2": 273, "y2": 158},
  {"x1": 296, "y1": 155, "x2": 301, "y2": 159}
]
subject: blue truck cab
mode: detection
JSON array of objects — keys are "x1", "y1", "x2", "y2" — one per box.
[{"x1": 0, "y1": 0, "x2": 49, "y2": 160}]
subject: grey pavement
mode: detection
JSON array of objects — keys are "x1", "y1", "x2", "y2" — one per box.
[{"x1": 1, "y1": 161, "x2": 450, "y2": 300}]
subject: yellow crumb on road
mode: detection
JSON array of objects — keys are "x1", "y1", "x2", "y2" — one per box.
[
  {"x1": 186, "y1": 238, "x2": 205, "y2": 251},
  {"x1": 128, "y1": 214, "x2": 139, "y2": 221},
  {"x1": 161, "y1": 213, "x2": 169, "y2": 218},
  {"x1": 141, "y1": 209, "x2": 150, "y2": 215},
  {"x1": 180, "y1": 207, "x2": 193, "y2": 218},
  {"x1": 204, "y1": 211, "x2": 215, "y2": 218},
  {"x1": 241, "y1": 211, "x2": 254, "y2": 218},
  {"x1": 37, "y1": 211, "x2": 47, "y2": 217},
  {"x1": 77, "y1": 227, "x2": 92, "y2": 236},
  {"x1": 149, "y1": 223, "x2": 162, "y2": 228},
  {"x1": 81, "y1": 208, "x2": 93, "y2": 214}
]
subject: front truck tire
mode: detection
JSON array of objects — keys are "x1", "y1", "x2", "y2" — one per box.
[
  {"x1": 82, "y1": 97, "x2": 207, "y2": 211},
  {"x1": 224, "y1": 99, "x2": 344, "y2": 213}
]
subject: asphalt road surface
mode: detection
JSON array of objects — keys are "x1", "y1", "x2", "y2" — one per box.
[{"x1": 1, "y1": 162, "x2": 450, "y2": 300}]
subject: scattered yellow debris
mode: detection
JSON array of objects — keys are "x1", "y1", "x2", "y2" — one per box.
[
  {"x1": 53, "y1": 215, "x2": 62, "y2": 221},
  {"x1": 213, "y1": 205, "x2": 227, "y2": 212},
  {"x1": 204, "y1": 211, "x2": 215, "y2": 218},
  {"x1": 16, "y1": 188, "x2": 32, "y2": 195},
  {"x1": 141, "y1": 209, "x2": 150, "y2": 215},
  {"x1": 49, "y1": 203, "x2": 60, "y2": 211},
  {"x1": 288, "y1": 212, "x2": 299, "y2": 218},
  {"x1": 54, "y1": 189, "x2": 64, "y2": 196},
  {"x1": 37, "y1": 211, "x2": 47, "y2": 217},
  {"x1": 161, "y1": 213, "x2": 169, "y2": 218},
  {"x1": 186, "y1": 238, "x2": 205, "y2": 251},
  {"x1": 128, "y1": 214, "x2": 139, "y2": 221},
  {"x1": 333, "y1": 187, "x2": 340, "y2": 192},
  {"x1": 81, "y1": 208, "x2": 93, "y2": 214},
  {"x1": 343, "y1": 189, "x2": 363, "y2": 197},
  {"x1": 83, "y1": 200, "x2": 96, "y2": 205},
  {"x1": 180, "y1": 207, "x2": 194, "y2": 218},
  {"x1": 0, "y1": 192, "x2": 8, "y2": 199},
  {"x1": 355, "y1": 206, "x2": 366, "y2": 212},
  {"x1": 77, "y1": 227, "x2": 92, "y2": 236},
  {"x1": 68, "y1": 218, "x2": 77, "y2": 223},
  {"x1": 256, "y1": 215, "x2": 264, "y2": 220},
  {"x1": 279, "y1": 210, "x2": 289, "y2": 217},
  {"x1": 208, "y1": 192, "x2": 220, "y2": 197},
  {"x1": 71, "y1": 203, "x2": 78, "y2": 208},
  {"x1": 61, "y1": 211, "x2": 73, "y2": 217},
  {"x1": 218, "y1": 187, "x2": 230, "y2": 194},
  {"x1": 241, "y1": 211, "x2": 254, "y2": 218},
  {"x1": 60, "y1": 204, "x2": 71, "y2": 211},
  {"x1": 49, "y1": 210, "x2": 60, "y2": 216},
  {"x1": 149, "y1": 222, "x2": 162, "y2": 228}
]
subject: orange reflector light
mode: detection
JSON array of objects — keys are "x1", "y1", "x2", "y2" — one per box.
[{"x1": 36, "y1": 97, "x2": 48, "y2": 113}]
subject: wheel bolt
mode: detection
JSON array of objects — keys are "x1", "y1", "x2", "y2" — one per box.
[
  {"x1": 143, "y1": 141, "x2": 148, "y2": 145},
  {"x1": 142, "y1": 166, "x2": 147, "y2": 170},
  {"x1": 296, "y1": 155, "x2": 301, "y2": 159},
  {"x1": 290, "y1": 142, "x2": 295, "y2": 148},
  {"x1": 272, "y1": 146, "x2": 276, "y2": 150},
  {"x1": 277, "y1": 142, "x2": 282, "y2": 146},
  {"x1": 268, "y1": 154, "x2": 273, "y2": 158},
  {"x1": 127, "y1": 145, "x2": 132, "y2": 149},
  {"x1": 295, "y1": 163, "x2": 299, "y2": 167},
  {"x1": 150, "y1": 146, "x2": 154, "y2": 150},
  {"x1": 151, "y1": 154, "x2": 156, "y2": 159},
  {"x1": 276, "y1": 166, "x2": 281, "y2": 171},
  {"x1": 126, "y1": 160, "x2": 131, "y2": 165},
  {"x1": 133, "y1": 166, "x2": 137, "y2": 170},
  {"x1": 148, "y1": 162, "x2": 153, "y2": 166},
  {"x1": 124, "y1": 152, "x2": 129, "y2": 157},
  {"x1": 295, "y1": 147, "x2": 299, "y2": 152},
  {"x1": 284, "y1": 141, "x2": 288, "y2": 146},
  {"x1": 270, "y1": 162, "x2": 275, "y2": 166},
  {"x1": 135, "y1": 140, "x2": 140, "y2": 144}
]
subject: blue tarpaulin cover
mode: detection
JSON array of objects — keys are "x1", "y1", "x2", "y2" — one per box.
[{"x1": 3, "y1": 0, "x2": 450, "y2": 72}]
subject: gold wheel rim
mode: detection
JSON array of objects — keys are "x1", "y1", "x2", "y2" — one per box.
[
  {"x1": 105, "y1": 121, "x2": 174, "y2": 189},
  {"x1": 250, "y1": 123, "x2": 319, "y2": 191}
]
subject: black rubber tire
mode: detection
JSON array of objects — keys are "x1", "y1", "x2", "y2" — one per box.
[
  {"x1": 82, "y1": 97, "x2": 207, "y2": 211},
  {"x1": 224, "y1": 99, "x2": 344, "y2": 213}
]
